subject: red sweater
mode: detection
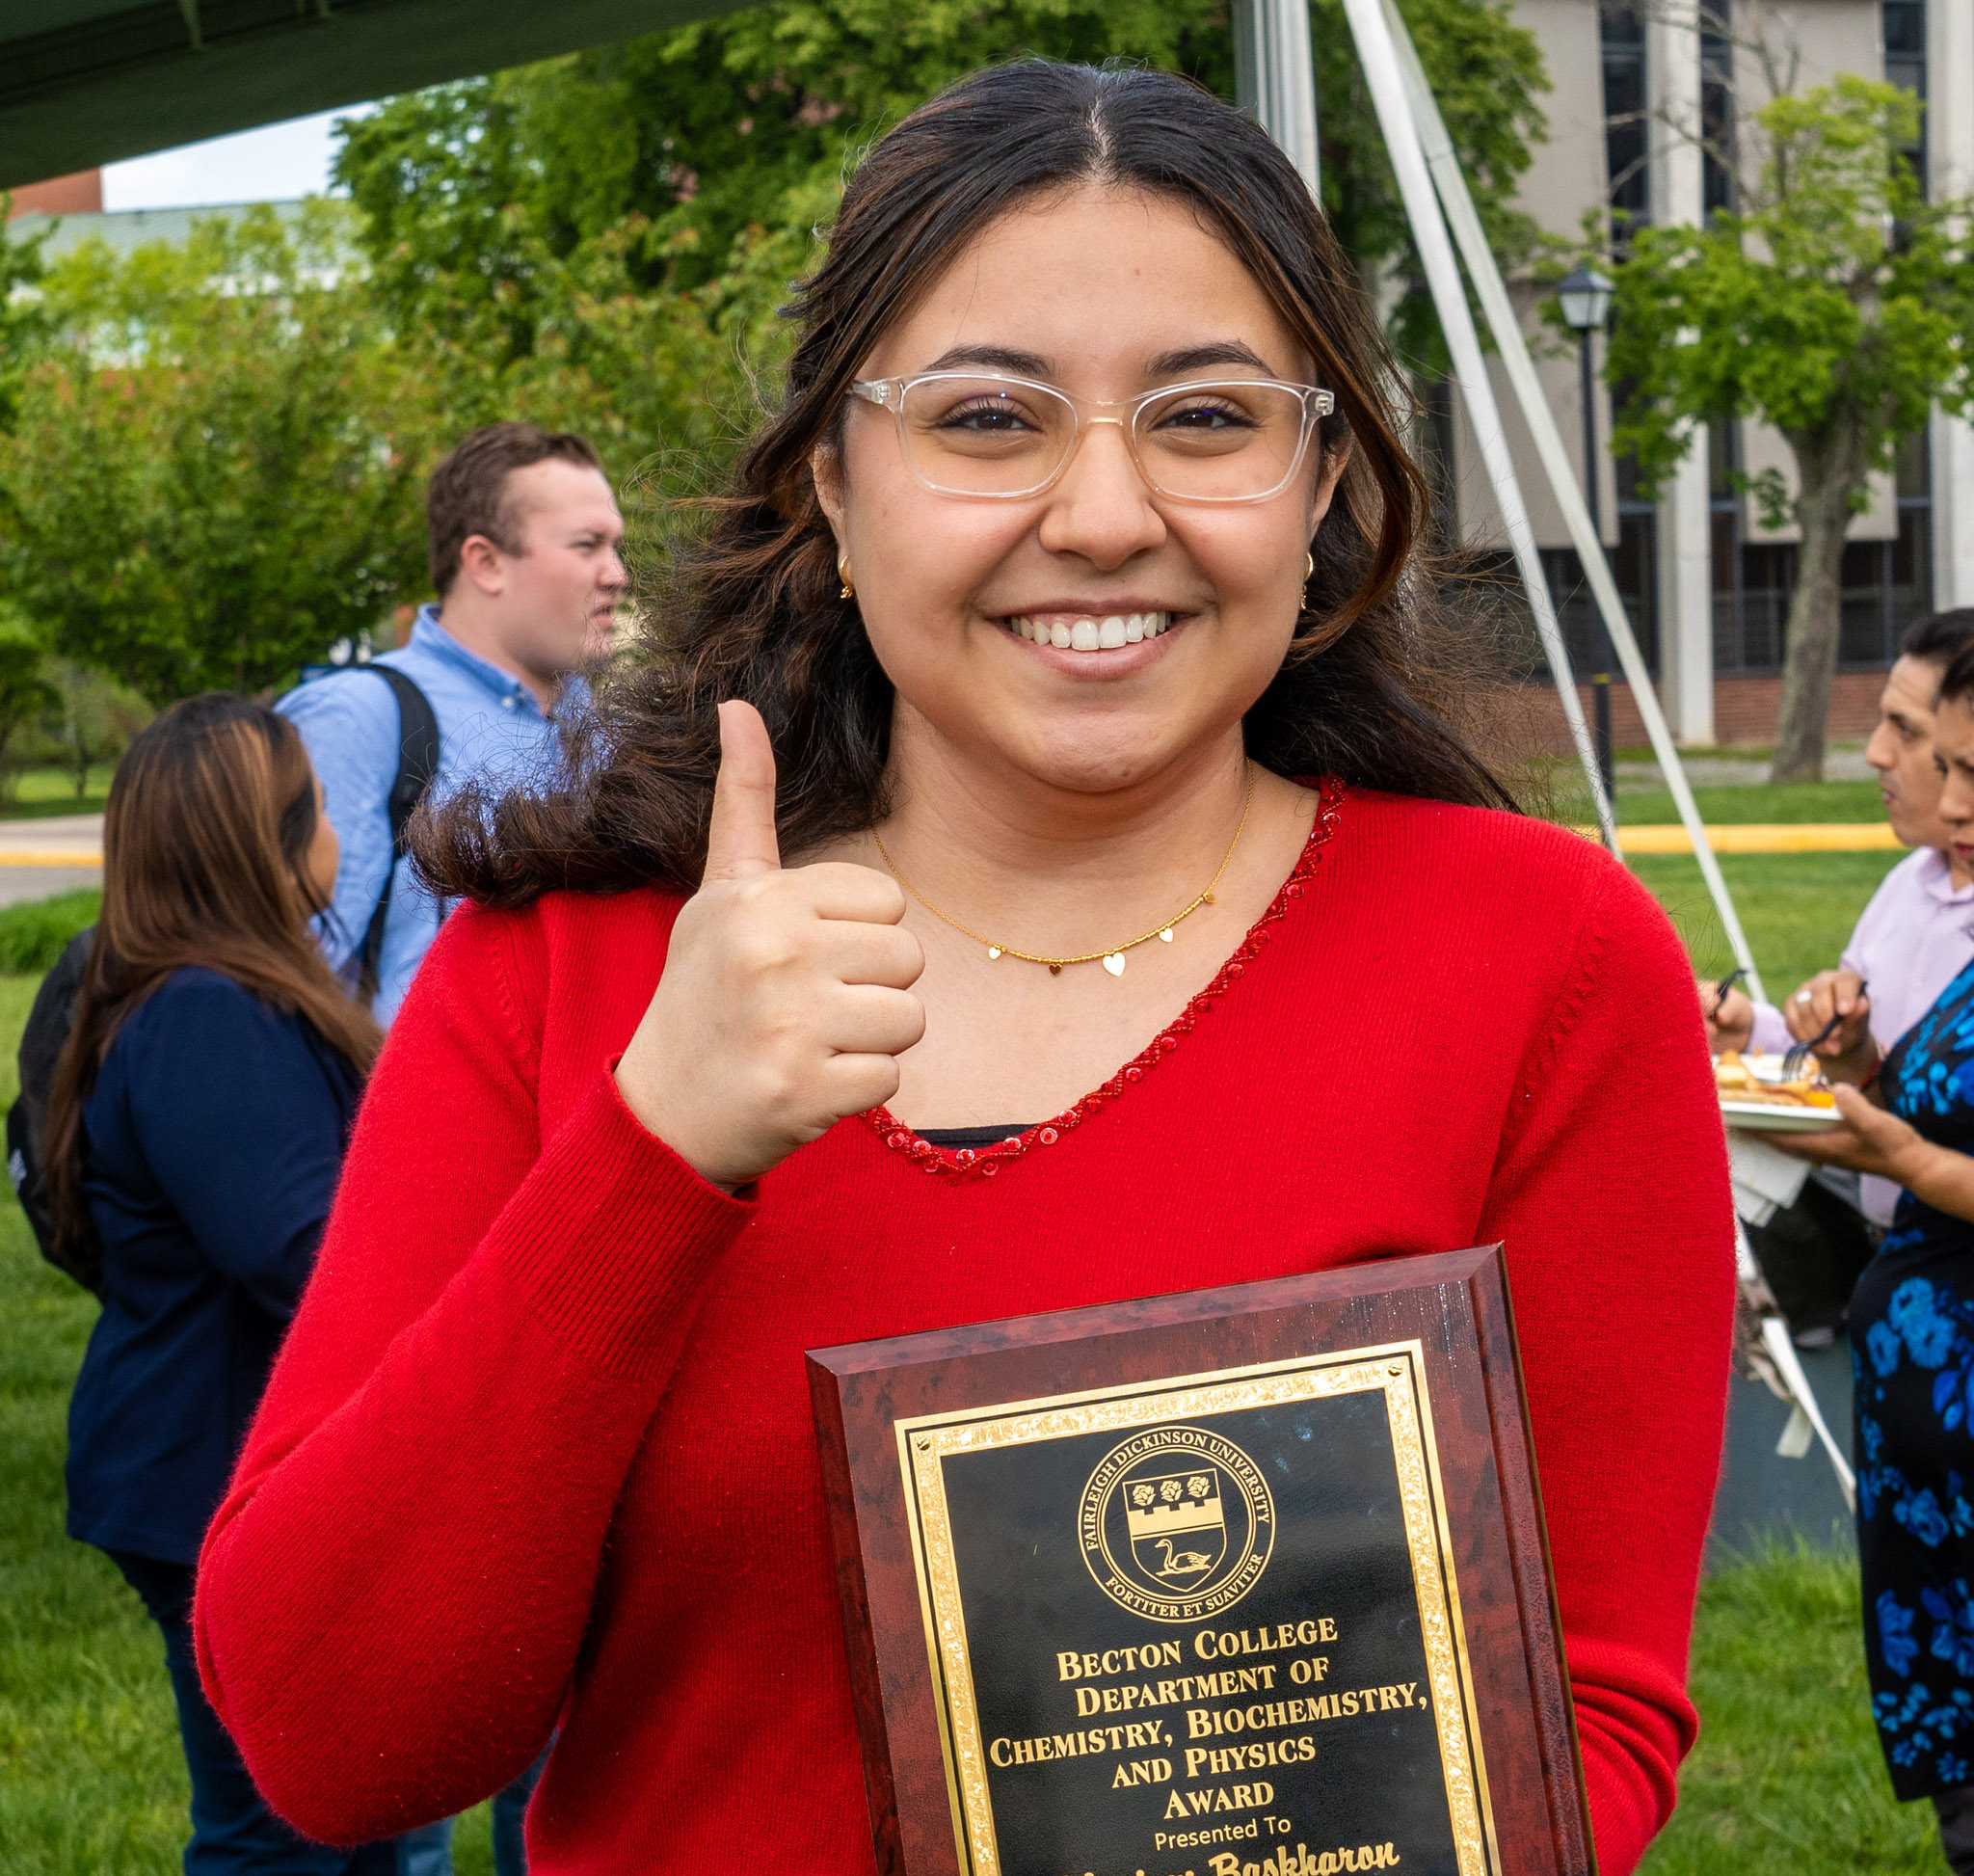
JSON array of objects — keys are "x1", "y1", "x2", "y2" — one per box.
[{"x1": 195, "y1": 789, "x2": 1734, "y2": 1874}]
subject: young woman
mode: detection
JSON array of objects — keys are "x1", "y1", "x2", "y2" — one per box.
[
  {"x1": 1775, "y1": 645, "x2": 1974, "y2": 1875},
  {"x1": 195, "y1": 63, "x2": 1733, "y2": 1874},
  {"x1": 49, "y1": 695, "x2": 388, "y2": 1874}
]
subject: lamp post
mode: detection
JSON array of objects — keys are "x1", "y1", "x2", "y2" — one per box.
[{"x1": 1555, "y1": 263, "x2": 1616, "y2": 815}]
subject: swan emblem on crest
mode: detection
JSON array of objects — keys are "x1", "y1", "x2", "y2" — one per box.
[{"x1": 1152, "y1": 1536, "x2": 1214, "y2": 1578}]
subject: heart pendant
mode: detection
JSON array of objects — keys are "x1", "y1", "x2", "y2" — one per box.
[
  {"x1": 1158, "y1": 927, "x2": 1174, "y2": 943},
  {"x1": 986, "y1": 946, "x2": 1002, "y2": 959},
  {"x1": 1103, "y1": 952, "x2": 1127, "y2": 977}
]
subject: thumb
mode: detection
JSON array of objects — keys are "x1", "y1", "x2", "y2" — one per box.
[
  {"x1": 703, "y1": 700, "x2": 781, "y2": 881},
  {"x1": 1831, "y1": 1084, "x2": 1879, "y2": 1129}
]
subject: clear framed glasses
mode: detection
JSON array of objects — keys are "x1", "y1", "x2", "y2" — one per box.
[{"x1": 847, "y1": 371, "x2": 1336, "y2": 504}]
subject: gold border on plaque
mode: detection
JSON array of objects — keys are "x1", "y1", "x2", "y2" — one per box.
[{"x1": 895, "y1": 1343, "x2": 1498, "y2": 1876}]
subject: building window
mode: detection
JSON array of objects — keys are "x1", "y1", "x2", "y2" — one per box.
[
  {"x1": 1588, "y1": 8, "x2": 1656, "y2": 675},
  {"x1": 1711, "y1": 421, "x2": 1784, "y2": 673},
  {"x1": 1712, "y1": 424, "x2": 1934, "y2": 672},
  {"x1": 1601, "y1": 5, "x2": 1651, "y2": 229},
  {"x1": 1414, "y1": 374, "x2": 1457, "y2": 547},
  {"x1": 1840, "y1": 434, "x2": 1934, "y2": 665},
  {"x1": 1838, "y1": 518, "x2": 1934, "y2": 665},
  {"x1": 1716, "y1": 537, "x2": 1796, "y2": 673},
  {"x1": 1700, "y1": 3, "x2": 1736, "y2": 218},
  {"x1": 1540, "y1": 518, "x2": 1661, "y2": 681},
  {"x1": 1883, "y1": 0, "x2": 1928, "y2": 191}
]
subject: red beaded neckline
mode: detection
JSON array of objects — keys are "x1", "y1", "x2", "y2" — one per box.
[{"x1": 861, "y1": 777, "x2": 1347, "y2": 1184}]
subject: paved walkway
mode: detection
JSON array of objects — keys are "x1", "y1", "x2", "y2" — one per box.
[
  {"x1": 0, "y1": 813, "x2": 101, "y2": 907},
  {"x1": 1614, "y1": 750, "x2": 1876, "y2": 790}
]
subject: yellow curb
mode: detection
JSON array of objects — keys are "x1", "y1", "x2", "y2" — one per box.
[
  {"x1": 0, "y1": 852, "x2": 101, "y2": 866},
  {"x1": 1574, "y1": 822, "x2": 1901, "y2": 854}
]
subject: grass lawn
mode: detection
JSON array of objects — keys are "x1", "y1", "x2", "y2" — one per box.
[
  {"x1": 1635, "y1": 850, "x2": 1905, "y2": 1002},
  {"x1": 0, "y1": 891, "x2": 102, "y2": 975},
  {"x1": 1534, "y1": 764, "x2": 1887, "y2": 831},
  {"x1": 1530, "y1": 770, "x2": 1908, "y2": 998},
  {"x1": 1640, "y1": 1545, "x2": 1948, "y2": 1875},
  {"x1": 0, "y1": 791, "x2": 1934, "y2": 1869},
  {"x1": 0, "y1": 979, "x2": 189, "y2": 1875},
  {"x1": 1617, "y1": 779, "x2": 1888, "y2": 825},
  {"x1": 0, "y1": 767, "x2": 114, "y2": 822}
]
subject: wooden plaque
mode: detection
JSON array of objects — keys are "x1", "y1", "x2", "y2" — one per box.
[{"x1": 808, "y1": 1245, "x2": 1593, "y2": 1876}]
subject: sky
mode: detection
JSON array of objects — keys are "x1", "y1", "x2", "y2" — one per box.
[{"x1": 100, "y1": 106, "x2": 367, "y2": 211}]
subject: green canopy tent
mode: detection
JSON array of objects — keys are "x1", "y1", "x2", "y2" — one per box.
[{"x1": 0, "y1": 0, "x2": 744, "y2": 189}]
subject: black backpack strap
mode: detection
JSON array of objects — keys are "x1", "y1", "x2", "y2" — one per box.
[
  {"x1": 345, "y1": 666, "x2": 440, "y2": 1010},
  {"x1": 9, "y1": 926, "x2": 105, "y2": 1296}
]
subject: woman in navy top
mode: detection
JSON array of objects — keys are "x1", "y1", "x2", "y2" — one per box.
[{"x1": 45, "y1": 694, "x2": 386, "y2": 1875}]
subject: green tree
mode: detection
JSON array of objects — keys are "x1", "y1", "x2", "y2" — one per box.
[
  {"x1": 0, "y1": 198, "x2": 50, "y2": 431},
  {"x1": 0, "y1": 610, "x2": 61, "y2": 796},
  {"x1": 1606, "y1": 76, "x2": 1974, "y2": 783},
  {"x1": 1311, "y1": 0, "x2": 1547, "y2": 371},
  {"x1": 0, "y1": 204, "x2": 439, "y2": 703},
  {"x1": 35, "y1": 657, "x2": 149, "y2": 799},
  {"x1": 333, "y1": 0, "x2": 1548, "y2": 454}
]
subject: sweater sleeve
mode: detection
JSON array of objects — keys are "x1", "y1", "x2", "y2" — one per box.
[
  {"x1": 1474, "y1": 854, "x2": 1735, "y2": 1876},
  {"x1": 193, "y1": 900, "x2": 750, "y2": 1845}
]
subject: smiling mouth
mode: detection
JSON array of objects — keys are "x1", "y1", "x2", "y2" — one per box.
[{"x1": 1005, "y1": 611, "x2": 1174, "y2": 652}]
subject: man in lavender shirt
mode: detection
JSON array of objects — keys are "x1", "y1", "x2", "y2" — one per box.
[{"x1": 1711, "y1": 608, "x2": 1974, "y2": 1228}]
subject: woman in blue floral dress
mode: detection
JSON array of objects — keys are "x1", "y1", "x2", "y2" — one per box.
[{"x1": 1788, "y1": 645, "x2": 1974, "y2": 1870}]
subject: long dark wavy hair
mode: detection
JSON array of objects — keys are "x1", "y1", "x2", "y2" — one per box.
[
  {"x1": 46, "y1": 696, "x2": 383, "y2": 1260},
  {"x1": 418, "y1": 59, "x2": 1514, "y2": 907}
]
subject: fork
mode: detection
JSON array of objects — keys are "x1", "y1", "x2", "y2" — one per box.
[{"x1": 1782, "y1": 979, "x2": 1867, "y2": 1079}]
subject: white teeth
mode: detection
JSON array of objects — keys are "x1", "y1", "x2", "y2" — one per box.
[{"x1": 1007, "y1": 611, "x2": 1173, "y2": 650}]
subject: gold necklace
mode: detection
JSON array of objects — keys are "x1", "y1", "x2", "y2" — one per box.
[{"x1": 869, "y1": 769, "x2": 1257, "y2": 978}]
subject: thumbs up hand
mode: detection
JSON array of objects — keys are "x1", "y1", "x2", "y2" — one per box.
[{"x1": 613, "y1": 701, "x2": 926, "y2": 1192}]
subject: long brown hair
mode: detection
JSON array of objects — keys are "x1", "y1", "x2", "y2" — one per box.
[
  {"x1": 46, "y1": 694, "x2": 382, "y2": 1258},
  {"x1": 419, "y1": 59, "x2": 1512, "y2": 907}
]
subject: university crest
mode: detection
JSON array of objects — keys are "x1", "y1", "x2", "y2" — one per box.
[{"x1": 1079, "y1": 1425, "x2": 1274, "y2": 1622}]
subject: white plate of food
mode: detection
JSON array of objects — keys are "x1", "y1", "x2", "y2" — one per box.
[{"x1": 1715, "y1": 1052, "x2": 1842, "y2": 1134}]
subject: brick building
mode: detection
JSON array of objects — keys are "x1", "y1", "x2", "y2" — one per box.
[{"x1": 1432, "y1": 0, "x2": 1971, "y2": 747}]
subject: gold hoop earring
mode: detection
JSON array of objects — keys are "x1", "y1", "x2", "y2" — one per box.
[
  {"x1": 838, "y1": 551, "x2": 855, "y2": 601},
  {"x1": 1305, "y1": 550, "x2": 1315, "y2": 580}
]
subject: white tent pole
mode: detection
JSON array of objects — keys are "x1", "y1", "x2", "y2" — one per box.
[
  {"x1": 1234, "y1": 0, "x2": 1322, "y2": 195},
  {"x1": 1738, "y1": 1220, "x2": 1856, "y2": 1507},
  {"x1": 1374, "y1": 0, "x2": 1765, "y2": 999},
  {"x1": 1331, "y1": 0, "x2": 1619, "y2": 853}
]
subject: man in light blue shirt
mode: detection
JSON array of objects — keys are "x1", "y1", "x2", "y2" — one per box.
[
  {"x1": 278, "y1": 423, "x2": 624, "y2": 1876},
  {"x1": 281, "y1": 423, "x2": 626, "y2": 1026}
]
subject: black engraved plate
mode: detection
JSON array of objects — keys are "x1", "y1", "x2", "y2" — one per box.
[{"x1": 896, "y1": 1343, "x2": 1495, "y2": 1876}]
